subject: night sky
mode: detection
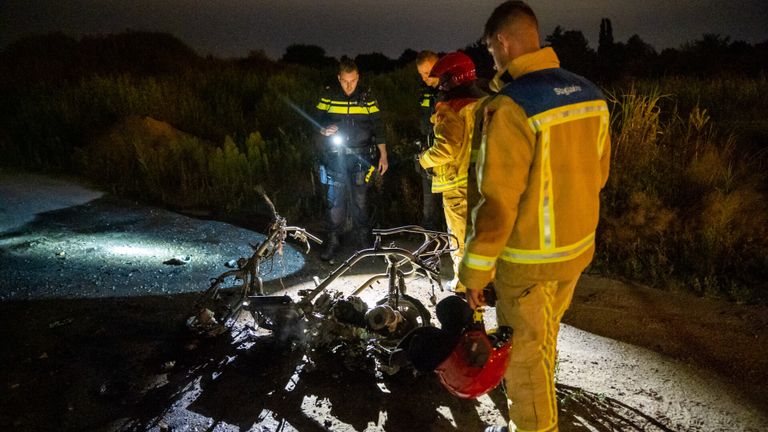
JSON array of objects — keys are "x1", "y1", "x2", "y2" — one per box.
[{"x1": 1, "y1": 0, "x2": 767, "y2": 59}]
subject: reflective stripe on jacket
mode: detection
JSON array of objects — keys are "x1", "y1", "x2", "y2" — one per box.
[
  {"x1": 419, "y1": 86, "x2": 436, "y2": 108},
  {"x1": 316, "y1": 98, "x2": 379, "y2": 115},
  {"x1": 459, "y1": 47, "x2": 611, "y2": 288},
  {"x1": 419, "y1": 99, "x2": 479, "y2": 193},
  {"x1": 419, "y1": 85, "x2": 437, "y2": 138},
  {"x1": 315, "y1": 86, "x2": 384, "y2": 149}
]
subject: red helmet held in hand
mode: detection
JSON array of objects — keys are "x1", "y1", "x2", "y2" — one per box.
[
  {"x1": 435, "y1": 309, "x2": 512, "y2": 399},
  {"x1": 429, "y1": 51, "x2": 477, "y2": 91}
]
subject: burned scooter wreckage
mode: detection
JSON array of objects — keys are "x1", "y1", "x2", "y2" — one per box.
[
  {"x1": 243, "y1": 225, "x2": 455, "y2": 370},
  {"x1": 186, "y1": 194, "x2": 455, "y2": 371}
]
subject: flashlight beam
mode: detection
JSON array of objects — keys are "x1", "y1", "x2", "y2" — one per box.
[
  {"x1": 279, "y1": 95, "x2": 375, "y2": 171},
  {"x1": 280, "y1": 96, "x2": 324, "y2": 131}
]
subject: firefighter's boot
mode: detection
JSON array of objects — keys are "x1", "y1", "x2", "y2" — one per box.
[{"x1": 320, "y1": 233, "x2": 340, "y2": 261}]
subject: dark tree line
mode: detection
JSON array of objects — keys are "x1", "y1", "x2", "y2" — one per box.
[
  {"x1": 281, "y1": 18, "x2": 767, "y2": 83},
  {"x1": 546, "y1": 18, "x2": 767, "y2": 83},
  {"x1": 280, "y1": 44, "x2": 420, "y2": 73},
  {"x1": 2, "y1": 20, "x2": 766, "y2": 87}
]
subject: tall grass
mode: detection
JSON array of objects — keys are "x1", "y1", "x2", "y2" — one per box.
[
  {"x1": 597, "y1": 84, "x2": 768, "y2": 302},
  {"x1": 638, "y1": 75, "x2": 768, "y2": 159}
]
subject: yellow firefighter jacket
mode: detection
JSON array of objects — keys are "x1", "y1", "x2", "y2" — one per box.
[
  {"x1": 419, "y1": 100, "x2": 479, "y2": 193},
  {"x1": 459, "y1": 47, "x2": 611, "y2": 288}
]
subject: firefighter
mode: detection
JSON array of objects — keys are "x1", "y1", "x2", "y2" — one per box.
[
  {"x1": 418, "y1": 51, "x2": 487, "y2": 293},
  {"x1": 459, "y1": 2, "x2": 611, "y2": 431},
  {"x1": 414, "y1": 50, "x2": 444, "y2": 231},
  {"x1": 316, "y1": 57, "x2": 388, "y2": 261}
]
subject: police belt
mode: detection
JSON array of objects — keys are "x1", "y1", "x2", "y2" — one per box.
[{"x1": 328, "y1": 145, "x2": 375, "y2": 155}]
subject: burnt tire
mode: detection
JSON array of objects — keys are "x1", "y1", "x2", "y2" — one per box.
[{"x1": 374, "y1": 294, "x2": 432, "y2": 349}]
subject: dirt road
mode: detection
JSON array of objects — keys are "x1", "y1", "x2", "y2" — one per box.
[{"x1": 1, "y1": 171, "x2": 767, "y2": 431}]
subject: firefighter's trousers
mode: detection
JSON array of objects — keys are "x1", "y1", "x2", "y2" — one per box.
[
  {"x1": 442, "y1": 187, "x2": 467, "y2": 290},
  {"x1": 494, "y1": 267, "x2": 580, "y2": 432}
]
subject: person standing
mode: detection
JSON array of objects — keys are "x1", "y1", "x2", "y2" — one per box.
[
  {"x1": 458, "y1": 2, "x2": 611, "y2": 431},
  {"x1": 316, "y1": 57, "x2": 388, "y2": 261},
  {"x1": 414, "y1": 50, "x2": 444, "y2": 231},
  {"x1": 418, "y1": 51, "x2": 486, "y2": 294}
]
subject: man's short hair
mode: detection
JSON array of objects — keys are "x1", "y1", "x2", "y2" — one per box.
[
  {"x1": 483, "y1": 1, "x2": 538, "y2": 40},
  {"x1": 339, "y1": 56, "x2": 358, "y2": 74},
  {"x1": 416, "y1": 50, "x2": 439, "y2": 65}
]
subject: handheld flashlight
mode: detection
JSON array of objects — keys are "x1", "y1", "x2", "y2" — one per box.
[{"x1": 331, "y1": 134, "x2": 345, "y2": 146}]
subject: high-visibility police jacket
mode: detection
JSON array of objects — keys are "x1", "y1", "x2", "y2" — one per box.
[
  {"x1": 315, "y1": 85, "x2": 385, "y2": 150},
  {"x1": 419, "y1": 84, "x2": 437, "y2": 139},
  {"x1": 459, "y1": 47, "x2": 611, "y2": 288},
  {"x1": 415, "y1": 84, "x2": 438, "y2": 180}
]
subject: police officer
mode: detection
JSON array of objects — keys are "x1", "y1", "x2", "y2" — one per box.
[
  {"x1": 414, "y1": 50, "x2": 444, "y2": 231},
  {"x1": 316, "y1": 57, "x2": 388, "y2": 261}
]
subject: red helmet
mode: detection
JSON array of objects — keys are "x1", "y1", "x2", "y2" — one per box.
[
  {"x1": 435, "y1": 310, "x2": 512, "y2": 399},
  {"x1": 429, "y1": 51, "x2": 477, "y2": 91}
]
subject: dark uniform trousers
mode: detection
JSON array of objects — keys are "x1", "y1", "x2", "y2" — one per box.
[
  {"x1": 418, "y1": 86, "x2": 444, "y2": 231},
  {"x1": 321, "y1": 150, "x2": 375, "y2": 237}
]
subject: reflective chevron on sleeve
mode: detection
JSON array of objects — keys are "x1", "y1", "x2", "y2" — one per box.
[{"x1": 463, "y1": 252, "x2": 497, "y2": 271}]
